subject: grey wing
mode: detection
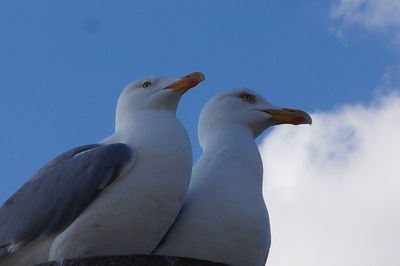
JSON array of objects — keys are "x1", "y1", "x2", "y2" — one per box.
[{"x1": 0, "y1": 143, "x2": 133, "y2": 256}]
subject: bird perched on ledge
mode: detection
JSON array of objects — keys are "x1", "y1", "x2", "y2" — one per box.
[
  {"x1": 0, "y1": 72, "x2": 205, "y2": 266},
  {"x1": 155, "y1": 88, "x2": 312, "y2": 266}
]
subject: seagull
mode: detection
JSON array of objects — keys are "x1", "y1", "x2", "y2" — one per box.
[
  {"x1": 0, "y1": 72, "x2": 205, "y2": 266},
  {"x1": 154, "y1": 88, "x2": 312, "y2": 266}
]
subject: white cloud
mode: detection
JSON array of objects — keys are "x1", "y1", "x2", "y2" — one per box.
[
  {"x1": 260, "y1": 92, "x2": 400, "y2": 266},
  {"x1": 331, "y1": 0, "x2": 400, "y2": 39}
]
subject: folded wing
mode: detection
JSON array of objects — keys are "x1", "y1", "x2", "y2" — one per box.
[{"x1": 0, "y1": 143, "x2": 133, "y2": 257}]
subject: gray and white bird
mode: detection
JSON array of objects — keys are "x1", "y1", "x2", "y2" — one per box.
[
  {"x1": 155, "y1": 88, "x2": 312, "y2": 266},
  {"x1": 0, "y1": 72, "x2": 205, "y2": 266}
]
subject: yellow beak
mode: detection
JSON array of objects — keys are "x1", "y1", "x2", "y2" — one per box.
[
  {"x1": 164, "y1": 72, "x2": 205, "y2": 93},
  {"x1": 263, "y1": 108, "x2": 312, "y2": 125}
]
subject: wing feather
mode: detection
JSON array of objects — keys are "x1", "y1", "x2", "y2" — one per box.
[{"x1": 0, "y1": 143, "x2": 133, "y2": 256}]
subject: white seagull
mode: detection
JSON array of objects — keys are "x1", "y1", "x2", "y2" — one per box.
[
  {"x1": 0, "y1": 72, "x2": 205, "y2": 266},
  {"x1": 155, "y1": 88, "x2": 312, "y2": 266}
]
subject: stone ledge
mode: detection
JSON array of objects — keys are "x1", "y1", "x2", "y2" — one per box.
[{"x1": 34, "y1": 254, "x2": 231, "y2": 266}]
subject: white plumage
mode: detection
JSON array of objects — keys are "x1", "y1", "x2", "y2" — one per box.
[
  {"x1": 0, "y1": 73, "x2": 205, "y2": 266},
  {"x1": 155, "y1": 88, "x2": 311, "y2": 266}
]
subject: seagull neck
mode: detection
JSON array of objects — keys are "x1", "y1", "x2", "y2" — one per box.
[
  {"x1": 114, "y1": 110, "x2": 175, "y2": 136},
  {"x1": 197, "y1": 125, "x2": 264, "y2": 192},
  {"x1": 201, "y1": 125, "x2": 255, "y2": 150},
  {"x1": 115, "y1": 114, "x2": 134, "y2": 133}
]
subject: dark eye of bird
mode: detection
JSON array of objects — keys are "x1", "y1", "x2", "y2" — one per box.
[
  {"x1": 240, "y1": 93, "x2": 255, "y2": 103},
  {"x1": 142, "y1": 81, "x2": 152, "y2": 88}
]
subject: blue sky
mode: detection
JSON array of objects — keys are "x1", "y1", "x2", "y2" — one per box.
[
  {"x1": 0, "y1": 0, "x2": 393, "y2": 199},
  {"x1": 1, "y1": 2, "x2": 399, "y2": 260}
]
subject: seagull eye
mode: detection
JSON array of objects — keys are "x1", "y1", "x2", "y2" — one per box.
[
  {"x1": 240, "y1": 93, "x2": 255, "y2": 103},
  {"x1": 142, "y1": 81, "x2": 152, "y2": 88}
]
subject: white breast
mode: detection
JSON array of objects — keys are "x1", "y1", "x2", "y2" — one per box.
[
  {"x1": 49, "y1": 111, "x2": 193, "y2": 260},
  {"x1": 155, "y1": 139, "x2": 271, "y2": 266}
]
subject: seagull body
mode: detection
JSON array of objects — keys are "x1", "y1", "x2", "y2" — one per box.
[
  {"x1": 49, "y1": 111, "x2": 190, "y2": 259},
  {"x1": 0, "y1": 73, "x2": 205, "y2": 266},
  {"x1": 155, "y1": 89, "x2": 311, "y2": 266}
]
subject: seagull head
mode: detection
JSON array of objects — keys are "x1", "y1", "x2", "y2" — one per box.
[
  {"x1": 198, "y1": 88, "x2": 312, "y2": 144},
  {"x1": 117, "y1": 72, "x2": 205, "y2": 115}
]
